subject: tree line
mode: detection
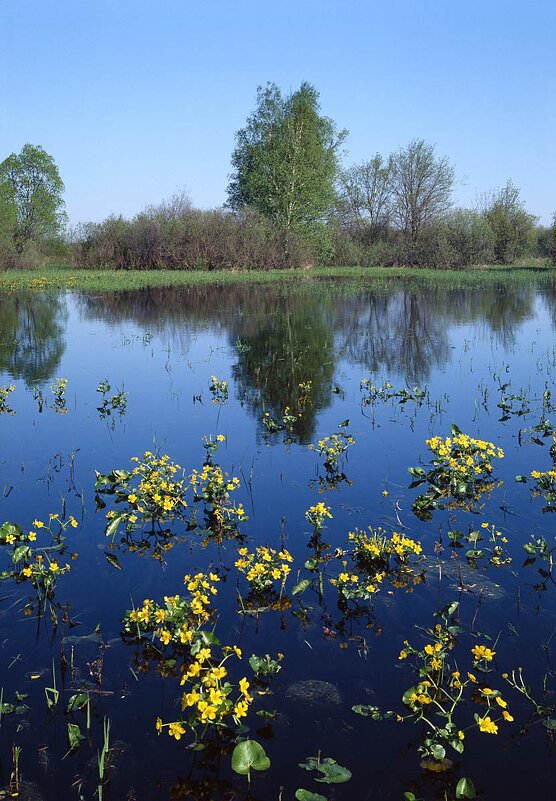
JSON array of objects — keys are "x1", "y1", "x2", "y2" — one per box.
[{"x1": 1, "y1": 83, "x2": 554, "y2": 270}]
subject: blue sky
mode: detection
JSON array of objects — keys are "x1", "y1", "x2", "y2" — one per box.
[{"x1": 1, "y1": 0, "x2": 554, "y2": 224}]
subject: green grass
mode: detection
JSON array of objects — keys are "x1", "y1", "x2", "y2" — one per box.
[{"x1": 0, "y1": 263, "x2": 553, "y2": 293}]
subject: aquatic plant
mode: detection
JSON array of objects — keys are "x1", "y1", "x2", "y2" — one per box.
[
  {"x1": 190, "y1": 463, "x2": 248, "y2": 542},
  {"x1": 448, "y1": 521, "x2": 511, "y2": 566},
  {"x1": 50, "y1": 377, "x2": 68, "y2": 413},
  {"x1": 0, "y1": 384, "x2": 16, "y2": 415},
  {"x1": 209, "y1": 375, "x2": 228, "y2": 404},
  {"x1": 409, "y1": 424, "x2": 504, "y2": 519},
  {"x1": 395, "y1": 606, "x2": 512, "y2": 766},
  {"x1": 96, "y1": 380, "x2": 127, "y2": 417},
  {"x1": 235, "y1": 545, "x2": 292, "y2": 594},
  {"x1": 96, "y1": 451, "x2": 188, "y2": 537},
  {"x1": 309, "y1": 431, "x2": 355, "y2": 472}
]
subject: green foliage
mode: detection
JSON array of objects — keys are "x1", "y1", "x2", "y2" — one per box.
[
  {"x1": 295, "y1": 791, "x2": 327, "y2": 801},
  {"x1": 456, "y1": 777, "x2": 476, "y2": 799},
  {"x1": 228, "y1": 82, "x2": 347, "y2": 258},
  {"x1": 231, "y1": 739, "x2": 270, "y2": 781},
  {"x1": 483, "y1": 180, "x2": 537, "y2": 263},
  {"x1": 0, "y1": 143, "x2": 66, "y2": 254},
  {"x1": 299, "y1": 755, "x2": 352, "y2": 784}
]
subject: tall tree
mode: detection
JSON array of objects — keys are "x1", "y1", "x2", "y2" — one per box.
[
  {"x1": 228, "y1": 82, "x2": 347, "y2": 257},
  {"x1": 481, "y1": 180, "x2": 537, "y2": 263},
  {"x1": 389, "y1": 139, "x2": 454, "y2": 243},
  {"x1": 0, "y1": 143, "x2": 66, "y2": 252},
  {"x1": 336, "y1": 154, "x2": 392, "y2": 238}
]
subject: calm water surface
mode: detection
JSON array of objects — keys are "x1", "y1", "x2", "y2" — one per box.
[{"x1": 1, "y1": 278, "x2": 556, "y2": 800}]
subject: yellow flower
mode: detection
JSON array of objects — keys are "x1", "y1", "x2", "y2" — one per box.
[
  {"x1": 22, "y1": 566, "x2": 33, "y2": 578},
  {"x1": 495, "y1": 696, "x2": 507, "y2": 709},
  {"x1": 168, "y1": 722, "x2": 186, "y2": 740},
  {"x1": 181, "y1": 691, "x2": 201, "y2": 709},
  {"x1": 234, "y1": 700, "x2": 249, "y2": 718},
  {"x1": 49, "y1": 562, "x2": 59, "y2": 573},
  {"x1": 27, "y1": 531, "x2": 37, "y2": 541},
  {"x1": 159, "y1": 629, "x2": 172, "y2": 645},
  {"x1": 196, "y1": 648, "x2": 211, "y2": 664},
  {"x1": 471, "y1": 644, "x2": 495, "y2": 662},
  {"x1": 457, "y1": 730, "x2": 465, "y2": 740},
  {"x1": 128, "y1": 494, "x2": 138, "y2": 504},
  {"x1": 33, "y1": 520, "x2": 44, "y2": 528},
  {"x1": 502, "y1": 710, "x2": 514, "y2": 722},
  {"x1": 477, "y1": 716, "x2": 498, "y2": 734},
  {"x1": 155, "y1": 717, "x2": 163, "y2": 734}
]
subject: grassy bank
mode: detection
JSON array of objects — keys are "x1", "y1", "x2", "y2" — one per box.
[{"x1": 0, "y1": 263, "x2": 553, "y2": 293}]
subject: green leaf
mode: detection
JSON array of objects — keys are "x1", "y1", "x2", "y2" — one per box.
[
  {"x1": 314, "y1": 762, "x2": 352, "y2": 784},
  {"x1": 105, "y1": 514, "x2": 124, "y2": 538},
  {"x1": 231, "y1": 740, "x2": 270, "y2": 776},
  {"x1": 455, "y1": 777, "x2": 476, "y2": 799},
  {"x1": 12, "y1": 544, "x2": 31, "y2": 564},
  {"x1": 104, "y1": 551, "x2": 122, "y2": 570},
  {"x1": 431, "y1": 744, "x2": 445, "y2": 760},
  {"x1": 295, "y1": 791, "x2": 327, "y2": 801},
  {"x1": 67, "y1": 722, "x2": 84, "y2": 750},
  {"x1": 292, "y1": 578, "x2": 312, "y2": 596},
  {"x1": 67, "y1": 693, "x2": 88, "y2": 712}
]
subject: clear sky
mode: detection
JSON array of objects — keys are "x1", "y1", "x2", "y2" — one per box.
[{"x1": 1, "y1": 0, "x2": 554, "y2": 225}]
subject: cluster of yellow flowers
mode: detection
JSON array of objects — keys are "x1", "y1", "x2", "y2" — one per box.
[
  {"x1": 305, "y1": 502, "x2": 333, "y2": 530},
  {"x1": 399, "y1": 630, "x2": 513, "y2": 757},
  {"x1": 129, "y1": 452, "x2": 187, "y2": 517},
  {"x1": 349, "y1": 526, "x2": 422, "y2": 567},
  {"x1": 125, "y1": 571, "x2": 220, "y2": 643},
  {"x1": 190, "y1": 464, "x2": 240, "y2": 503},
  {"x1": 529, "y1": 468, "x2": 556, "y2": 509},
  {"x1": 2, "y1": 514, "x2": 78, "y2": 600},
  {"x1": 309, "y1": 432, "x2": 355, "y2": 471},
  {"x1": 426, "y1": 433, "x2": 504, "y2": 477},
  {"x1": 157, "y1": 644, "x2": 253, "y2": 739},
  {"x1": 330, "y1": 567, "x2": 385, "y2": 601},
  {"x1": 235, "y1": 545, "x2": 293, "y2": 593},
  {"x1": 209, "y1": 375, "x2": 228, "y2": 404},
  {"x1": 190, "y1": 464, "x2": 247, "y2": 542},
  {"x1": 99, "y1": 451, "x2": 188, "y2": 535}
]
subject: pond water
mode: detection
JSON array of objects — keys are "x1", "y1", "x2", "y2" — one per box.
[{"x1": 1, "y1": 276, "x2": 556, "y2": 801}]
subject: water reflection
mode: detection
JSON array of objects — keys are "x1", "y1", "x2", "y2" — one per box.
[
  {"x1": 1, "y1": 280, "x2": 549, "y2": 429},
  {"x1": 0, "y1": 293, "x2": 67, "y2": 385}
]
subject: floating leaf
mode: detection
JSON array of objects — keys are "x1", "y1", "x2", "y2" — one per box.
[
  {"x1": 105, "y1": 515, "x2": 124, "y2": 538},
  {"x1": 231, "y1": 740, "x2": 270, "y2": 777},
  {"x1": 67, "y1": 722, "x2": 84, "y2": 750},
  {"x1": 295, "y1": 791, "x2": 327, "y2": 801},
  {"x1": 292, "y1": 579, "x2": 312, "y2": 596},
  {"x1": 104, "y1": 551, "x2": 122, "y2": 570},
  {"x1": 456, "y1": 777, "x2": 476, "y2": 799},
  {"x1": 67, "y1": 693, "x2": 88, "y2": 712}
]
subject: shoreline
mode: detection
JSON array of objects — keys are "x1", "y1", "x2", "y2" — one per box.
[{"x1": 0, "y1": 263, "x2": 553, "y2": 292}]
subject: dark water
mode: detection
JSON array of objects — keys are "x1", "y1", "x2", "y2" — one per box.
[{"x1": 1, "y1": 278, "x2": 556, "y2": 801}]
